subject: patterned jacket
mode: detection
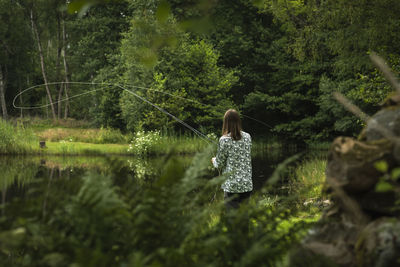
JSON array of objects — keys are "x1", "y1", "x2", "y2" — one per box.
[{"x1": 212, "y1": 131, "x2": 253, "y2": 193}]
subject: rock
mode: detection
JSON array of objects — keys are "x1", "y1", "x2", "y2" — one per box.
[
  {"x1": 355, "y1": 218, "x2": 400, "y2": 267},
  {"x1": 293, "y1": 131, "x2": 400, "y2": 267},
  {"x1": 292, "y1": 94, "x2": 400, "y2": 266}
]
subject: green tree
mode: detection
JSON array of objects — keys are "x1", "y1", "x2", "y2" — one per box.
[
  {"x1": 67, "y1": 1, "x2": 131, "y2": 123},
  {"x1": 245, "y1": 0, "x2": 400, "y2": 141},
  {"x1": 119, "y1": 11, "x2": 237, "y2": 133},
  {"x1": 0, "y1": 0, "x2": 35, "y2": 119}
]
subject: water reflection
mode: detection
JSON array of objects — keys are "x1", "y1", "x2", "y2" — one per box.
[
  {"x1": 0, "y1": 155, "x2": 197, "y2": 205},
  {"x1": 0, "y1": 148, "x2": 311, "y2": 206}
]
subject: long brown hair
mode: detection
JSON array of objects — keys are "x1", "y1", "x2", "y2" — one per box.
[{"x1": 222, "y1": 109, "x2": 242, "y2": 140}]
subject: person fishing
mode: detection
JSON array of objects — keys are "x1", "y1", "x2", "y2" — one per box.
[{"x1": 212, "y1": 109, "x2": 253, "y2": 209}]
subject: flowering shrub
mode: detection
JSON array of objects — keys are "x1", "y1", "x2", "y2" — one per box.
[{"x1": 127, "y1": 130, "x2": 161, "y2": 155}]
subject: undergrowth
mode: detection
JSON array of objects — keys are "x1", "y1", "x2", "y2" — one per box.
[{"x1": 0, "y1": 147, "x2": 317, "y2": 266}]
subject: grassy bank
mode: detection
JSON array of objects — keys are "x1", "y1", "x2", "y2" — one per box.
[
  {"x1": 2, "y1": 118, "x2": 325, "y2": 156},
  {"x1": 34, "y1": 137, "x2": 208, "y2": 156},
  {"x1": 1, "y1": 118, "x2": 210, "y2": 156}
]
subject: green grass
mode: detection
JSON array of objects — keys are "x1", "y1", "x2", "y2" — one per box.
[
  {"x1": 0, "y1": 119, "x2": 38, "y2": 154},
  {"x1": 288, "y1": 157, "x2": 328, "y2": 214},
  {"x1": 39, "y1": 141, "x2": 130, "y2": 155},
  {"x1": 0, "y1": 118, "x2": 208, "y2": 155},
  {"x1": 2, "y1": 118, "x2": 286, "y2": 156},
  {"x1": 150, "y1": 135, "x2": 209, "y2": 154},
  {"x1": 36, "y1": 127, "x2": 128, "y2": 144},
  {"x1": 16, "y1": 116, "x2": 92, "y2": 130},
  {"x1": 18, "y1": 137, "x2": 207, "y2": 156}
]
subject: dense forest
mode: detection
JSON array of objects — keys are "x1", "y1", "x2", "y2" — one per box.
[
  {"x1": 1, "y1": 0, "x2": 400, "y2": 142},
  {"x1": 3, "y1": 1, "x2": 400, "y2": 266}
]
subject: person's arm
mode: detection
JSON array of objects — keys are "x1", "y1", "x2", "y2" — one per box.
[{"x1": 213, "y1": 138, "x2": 229, "y2": 169}]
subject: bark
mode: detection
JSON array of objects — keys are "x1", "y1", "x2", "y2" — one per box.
[
  {"x1": 292, "y1": 113, "x2": 400, "y2": 266},
  {"x1": 56, "y1": 13, "x2": 63, "y2": 119},
  {"x1": 62, "y1": 14, "x2": 70, "y2": 119},
  {"x1": 30, "y1": 8, "x2": 57, "y2": 121},
  {"x1": 57, "y1": 83, "x2": 64, "y2": 119},
  {"x1": 0, "y1": 65, "x2": 8, "y2": 120}
]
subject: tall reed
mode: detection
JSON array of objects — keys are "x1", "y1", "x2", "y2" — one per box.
[
  {"x1": 0, "y1": 119, "x2": 37, "y2": 154},
  {"x1": 289, "y1": 157, "x2": 328, "y2": 212}
]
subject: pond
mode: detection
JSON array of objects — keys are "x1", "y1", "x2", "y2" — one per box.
[
  {"x1": 0, "y1": 147, "x2": 329, "y2": 266},
  {"x1": 0, "y1": 147, "x2": 324, "y2": 208}
]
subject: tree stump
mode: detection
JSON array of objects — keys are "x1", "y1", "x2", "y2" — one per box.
[
  {"x1": 291, "y1": 107, "x2": 400, "y2": 266},
  {"x1": 39, "y1": 141, "x2": 46, "y2": 148}
]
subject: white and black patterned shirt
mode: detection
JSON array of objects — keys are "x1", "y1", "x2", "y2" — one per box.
[{"x1": 212, "y1": 131, "x2": 253, "y2": 193}]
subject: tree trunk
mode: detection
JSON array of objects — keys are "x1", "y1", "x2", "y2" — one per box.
[
  {"x1": 62, "y1": 14, "x2": 70, "y2": 119},
  {"x1": 0, "y1": 65, "x2": 8, "y2": 120},
  {"x1": 56, "y1": 12, "x2": 63, "y2": 119},
  {"x1": 57, "y1": 83, "x2": 64, "y2": 119},
  {"x1": 30, "y1": 8, "x2": 57, "y2": 121}
]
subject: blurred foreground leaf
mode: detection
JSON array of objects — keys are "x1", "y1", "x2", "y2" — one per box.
[{"x1": 156, "y1": 0, "x2": 171, "y2": 24}]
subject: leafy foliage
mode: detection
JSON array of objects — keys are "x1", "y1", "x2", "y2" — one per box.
[
  {"x1": 4, "y1": 0, "x2": 400, "y2": 141},
  {"x1": 120, "y1": 14, "x2": 237, "y2": 132},
  {"x1": 0, "y1": 148, "x2": 315, "y2": 266}
]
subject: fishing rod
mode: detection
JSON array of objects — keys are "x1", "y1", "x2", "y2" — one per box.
[
  {"x1": 13, "y1": 81, "x2": 274, "y2": 143},
  {"x1": 115, "y1": 84, "x2": 214, "y2": 144},
  {"x1": 13, "y1": 81, "x2": 216, "y2": 144},
  {"x1": 122, "y1": 85, "x2": 274, "y2": 129}
]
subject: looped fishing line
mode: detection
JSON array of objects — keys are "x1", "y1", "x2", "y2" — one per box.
[
  {"x1": 13, "y1": 81, "x2": 216, "y2": 144},
  {"x1": 13, "y1": 82, "x2": 273, "y2": 144}
]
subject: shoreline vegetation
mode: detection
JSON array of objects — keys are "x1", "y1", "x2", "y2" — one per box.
[
  {"x1": 0, "y1": 151, "x2": 328, "y2": 266},
  {"x1": 1, "y1": 118, "x2": 207, "y2": 156},
  {"x1": 1, "y1": 117, "x2": 289, "y2": 156},
  {"x1": 1, "y1": 116, "x2": 329, "y2": 213},
  {"x1": 0, "y1": 117, "x2": 329, "y2": 265}
]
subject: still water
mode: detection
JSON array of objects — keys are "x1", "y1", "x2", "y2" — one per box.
[{"x1": 0, "y1": 148, "x2": 324, "y2": 209}]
